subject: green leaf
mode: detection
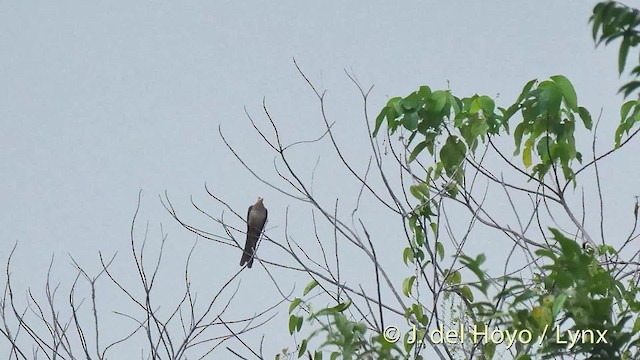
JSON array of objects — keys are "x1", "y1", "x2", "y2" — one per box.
[
  {"x1": 621, "y1": 100, "x2": 636, "y2": 121},
  {"x1": 479, "y1": 95, "x2": 495, "y2": 114},
  {"x1": 501, "y1": 104, "x2": 519, "y2": 124},
  {"x1": 578, "y1": 106, "x2": 593, "y2": 130},
  {"x1": 297, "y1": 315, "x2": 303, "y2": 332},
  {"x1": 620, "y1": 80, "x2": 640, "y2": 98},
  {"x1": 314, "y1": 351, "x2": 323, "y2": 360},
  {"x1": 403, "y1": 247, "x2": 414, "y2": 265},
  {"x1": 523, "y1": 142, "x2": 532, "y2": 168},
  {"x1": 535, "y1": 249, "x2": 558, "y2": 260},
  {"x1": 417, "y1": 182, "x2": 430, "y2": 198},
  {"x1": 289, "y1": 315, "x2": 301, "y2": 334},
  {"x1": 484, "y1": 341, "x2": 496, "y2": 359},
  {"x1": 288, "y1": 315, "x2": 295, "y2": 334},
  {"x1": 449, "y1": 93, "x2": 461, "y2": 115},
  {"x1": 434, "y1": 161, "x2": 443, "y2": 179},
  {"x1": 538, "y1": 81, "x2": 563, "y2": 115},
  {"x1": 615, "y1": 125, "x2": 625, "y2": 148},
  {"x1": 556, "y1": 270, "x2": 574, "y2": 289},
  {"x1": 536, "y1": 136, "x2": 552, "y2": 161},
  {"x1": 619, "y1": 36, "x2": 630, "y2": 75},
  {"x1": 446, "y1": 270, "x2": 462, "y2": 285},
  {"x1": 380, "y1": 97, "x2": 402, "y2": 134},
  {"x1": 402, "y1": 111, "x2": 419, "y2": 131},
  {"x1": 402, "y1": 276, "x2": 416, "y2": 296},
  {"x1": 513, "y1": 122, "x2": 527, "y2": 155},
  {"x1": 552, "y1": 293, "x2": 567, "y2": 318},
  {"x1": 392, "y1": 98, "x2": 404, "y2": 114},
  {"x1": 298, "y1": 339, "x2": 308, "y2": 358},
  {"x1": 409, "y1": 140, "x2": 428, "y2": 163},
  {"x1": 431, "y1": 91, "x2": 448, "y2": 114},
  {"x1": 439, "y1": 135, "x2": 467, "y2": 176},
  {"x1": 460, "y1": 285, "x2": 474, "y2": 302},
  {"x1": 590, "y1": 2, "x2": 614, "y2": 42},
  {"x1": 333, "y1": 300, "x2": 352, "y2": 312},
  {"x1": 315, "y1": 307, "x2": 338, "y2": 317},
  {"x1": 402, "y1": 93, "x2": 418, "y2": 109},
  {"x1": 373, "y1": 108, "x2": 386, "y2": 137},
  {"x1": 304, "y1": 280, "x2": 318, "y2": 295},
  {"x1": 412, "y1": 303, "x2": 424, "y2": 323},
  {"x1": 469, "y1": 96, "x2": 482, "y2": 114},
  {"x1": 551, "y1": 75, "x2": 578, "y2": 111},
  {"x1": 436, "y1": 241, "x2": 444, "y2": 261},
  {"x1": 418, "y1": 85, "x2": 432, "y2": 99},
  {"x1": 531, "y1": 306, "x2": 553, "y2": 330},
  {"x1": 633, "y1": 316, "x2": 640, "y2": 333},
  {"x1": 430, "y1": 222, "x2": 438, "y2": 236},
  {"x1": 550, "y1": 228, "x2": 581, "y2": 256},
  {"x1": 409, "y1": 185, "x2": 424, "y2": 200},
  {"x1": 470, "y1": 117, "x2": 489, "y2": 138},
  {"x1": 289, "y1": 298, "x2": 302, "y2": 314},
  {"x1": 517, "y1": 79, "x2": 538, "y2": 104},
  {"x1": 385, "y1": 107, "x2": 398, "y2": 133},
  {"x1": 415, "y1": 226, "x2": 425, "y2": 246}
]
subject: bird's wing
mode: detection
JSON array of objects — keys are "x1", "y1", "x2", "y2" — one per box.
[
  {"x1": 246, "y1": 205, "x2": 253, "y2": 230},
  {"x1": 240, "y1": 205, "x2": 255, "y2": 267},
  {"x1": 240, "y1": 201, "x2": 268, "y2": 268}
]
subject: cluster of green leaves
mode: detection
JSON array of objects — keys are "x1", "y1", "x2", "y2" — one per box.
[
  {"x1": 530, "y1": 230, "x2": 639, "y2": 359},
  {"x1": 283, "y1": 280, "x2": 405, "y2": 360},
  {"x1": 373, "y1": 74, "x2": 601, "y2": 358},
  {"x1": 456, "y1": 229, "x2": 640, "y2": 359},
  {"x1": 435, "y1": 252, "x2": 536, "y2": 358},
  {"x1": 281, "y1": 2, "x2": 640, "y2": 359},
  {"x1": 375, "y1": 75, "x2": 594, "y2": 189},
  {"x1": 591, "y1": 1, "x2": 640, "y2": 97},
  {"x1": 591, "y1": 2, "x2": 640, "y2": 150},
  {"x1": 367, "y1": 2, "x2": 640, "y2": 357},
  {"x1": 507, "y1": 76, "x2": 592, "y2": 182},
  {"x1": 373, "y1": 86, "x2": 510, "y2": 197},
  {"x1": 616, "y1": 99, "x2": 640, "y2": 147}
]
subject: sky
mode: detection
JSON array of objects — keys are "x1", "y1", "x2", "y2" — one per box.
[{"x1": 2, "y1": 1, "x2": 638, "y2": 358}]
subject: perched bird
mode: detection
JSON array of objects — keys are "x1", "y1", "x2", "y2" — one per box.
[{"x1": 240, "y1": 197, "x2": 268, "y2": 268}]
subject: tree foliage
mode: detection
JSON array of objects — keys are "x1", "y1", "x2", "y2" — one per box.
[{"x1": 284, "y1": 2, "x2": 640, "y2": 359}]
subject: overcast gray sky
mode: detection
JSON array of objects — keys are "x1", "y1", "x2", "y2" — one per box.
[{"x1": 2, "y1": 1, "x2": 638, "y2": 358}]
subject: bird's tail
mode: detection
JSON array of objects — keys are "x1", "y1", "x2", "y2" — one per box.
[{"x1": 239, "y1": 242, "x2": 254, "y2": 268}]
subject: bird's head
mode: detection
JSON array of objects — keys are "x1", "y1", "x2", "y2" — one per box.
[{"x1": 257, "y1": 197, "x2": 264, "y2": 203}]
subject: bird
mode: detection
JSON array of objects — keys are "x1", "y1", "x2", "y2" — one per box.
[{"x1": 240, "y1": 197, "x2": 268, "y2": 268}]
